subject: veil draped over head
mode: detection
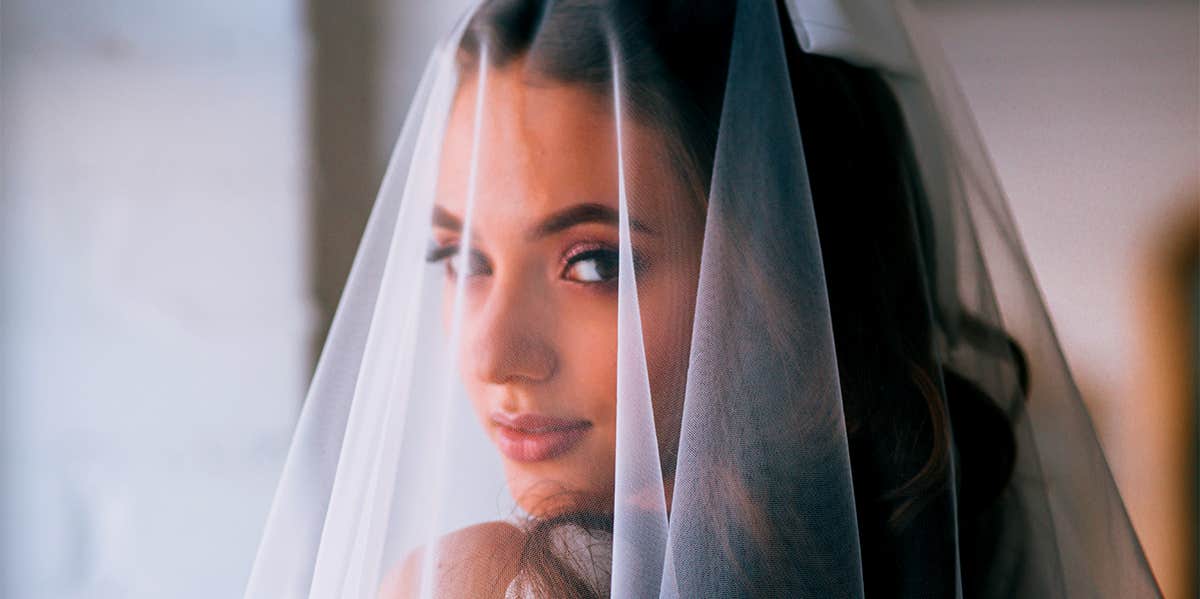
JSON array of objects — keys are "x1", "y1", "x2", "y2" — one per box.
[{"x1": 246, "y1": 0, "x2": 1161, "y2": 597}]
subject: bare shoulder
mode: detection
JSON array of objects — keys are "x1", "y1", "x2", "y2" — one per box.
[{"x1": 378, "y1": 521, "x2": 525, "y2": 599}]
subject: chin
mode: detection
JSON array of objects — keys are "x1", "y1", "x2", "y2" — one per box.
[{"x1": 502, "y1": 453, "x2": 615, "y2": 517}]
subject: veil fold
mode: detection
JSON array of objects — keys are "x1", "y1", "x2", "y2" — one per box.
[{"x1": 245, "y1": 1, "x2": 1161, "y2": 597}]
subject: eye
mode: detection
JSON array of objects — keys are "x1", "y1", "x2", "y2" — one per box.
[
  {"x1": 562, "y1": 248, "x2": 619, "y2": 283},
  {"x1": 425, "y1": 243, "x2": 492, "y2": 278}
]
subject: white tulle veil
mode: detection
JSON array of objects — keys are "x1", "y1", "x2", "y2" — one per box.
[{"x1": 244, "y1": 1, "x2": 1161, "y2": 597}]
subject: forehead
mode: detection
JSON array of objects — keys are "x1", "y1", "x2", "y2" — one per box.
[{"x1": 435, "y1": 64, "x2": 620, "y2": 219}]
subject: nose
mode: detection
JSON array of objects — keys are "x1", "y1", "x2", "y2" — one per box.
[{"x1": 462, "y1": 273, "x2": 558, "y2": 385}]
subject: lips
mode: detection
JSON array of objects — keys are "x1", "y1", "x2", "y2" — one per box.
[{"x1": 490, "y1": 412, "x2": 592, "y2": 462}]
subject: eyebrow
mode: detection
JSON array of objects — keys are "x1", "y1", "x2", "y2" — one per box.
[
  {"x1": 430, "y1": 202, "x2": 657, "y2": 240},
  {"x1": 528, "y1": 202, "x2": 658, "y2": 240}
]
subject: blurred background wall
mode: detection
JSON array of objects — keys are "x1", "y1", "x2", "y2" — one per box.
[
  {"x1": 0, "y1": 0, "x2": 1195, "y2": 597},
  {"x1": 0, "y1": 1, "x2": 310, "y2": 597},
  {"x1": 925, "y1": 3, "x2": 1199, "y2": 596}
]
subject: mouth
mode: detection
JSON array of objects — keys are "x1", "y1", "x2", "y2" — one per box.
[{"x1": 490, "y1": 412, "x2": 592, "y2": 463}]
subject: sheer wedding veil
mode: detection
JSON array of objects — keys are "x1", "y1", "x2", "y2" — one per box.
[{"x1": 245, "y1": 0, "x2": 1160, "y2": 597}]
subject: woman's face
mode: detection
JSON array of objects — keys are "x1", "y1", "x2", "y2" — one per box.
[{"x1": 430, "y1": 63, "x2": 704, "y2": 516}]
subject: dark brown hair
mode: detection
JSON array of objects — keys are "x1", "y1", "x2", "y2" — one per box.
[{"x1": 458, "y1": 1, "x2": 1021, "y2": 597}]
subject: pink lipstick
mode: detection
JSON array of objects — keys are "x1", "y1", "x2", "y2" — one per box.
[{"x1": 490, "y1": 412, "x2": 592, "y2": 462}]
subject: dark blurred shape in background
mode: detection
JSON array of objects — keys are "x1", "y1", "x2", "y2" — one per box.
[{"x1": 0, "y1": 1, "x2": 1195, "y2": 597}]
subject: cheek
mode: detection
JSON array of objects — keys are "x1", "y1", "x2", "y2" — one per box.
[
  {"x1": 638, "y1": 268, "x2": 699, "y2": 444},
  {"x1": 555, "y1": 292, "x2": 619, "y2": 420},
  {"x1": 441, "y1": 280, "x2": 491, "y2": 419}
]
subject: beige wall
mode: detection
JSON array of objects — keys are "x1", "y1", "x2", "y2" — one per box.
[{"x1": 923, "y1": 2, "x2": 1199, "y2": 596}]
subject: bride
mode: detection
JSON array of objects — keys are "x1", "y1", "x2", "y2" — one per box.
[{"x1": 246, "y1": 1, "x2": 1161, "y2": 597}]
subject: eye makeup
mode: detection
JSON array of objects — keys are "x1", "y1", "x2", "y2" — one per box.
[
  {"x1": 425, "y1": 242, "x2": 493, "y2": 277},
  {"x1": 561, "y1": 243, "x2": 620, "y2": 284},
  {"x1": 425, "y1": 238, "x2": 649, "y2": 285}
]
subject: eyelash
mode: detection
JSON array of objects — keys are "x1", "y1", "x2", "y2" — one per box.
[
  {"x1": 423, "y1": 241, "x2": 645, "y2": 285},
  {"x1": 424, "y1": 243, "x2": 492, "y2": 277},
  {"x1": 560, "y1": 243, "x2": 620, "y2": 285}
]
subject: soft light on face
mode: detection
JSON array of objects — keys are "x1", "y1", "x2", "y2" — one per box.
[{"x1": 430, "y1": 61, "x2": 704, "y2": 517}]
